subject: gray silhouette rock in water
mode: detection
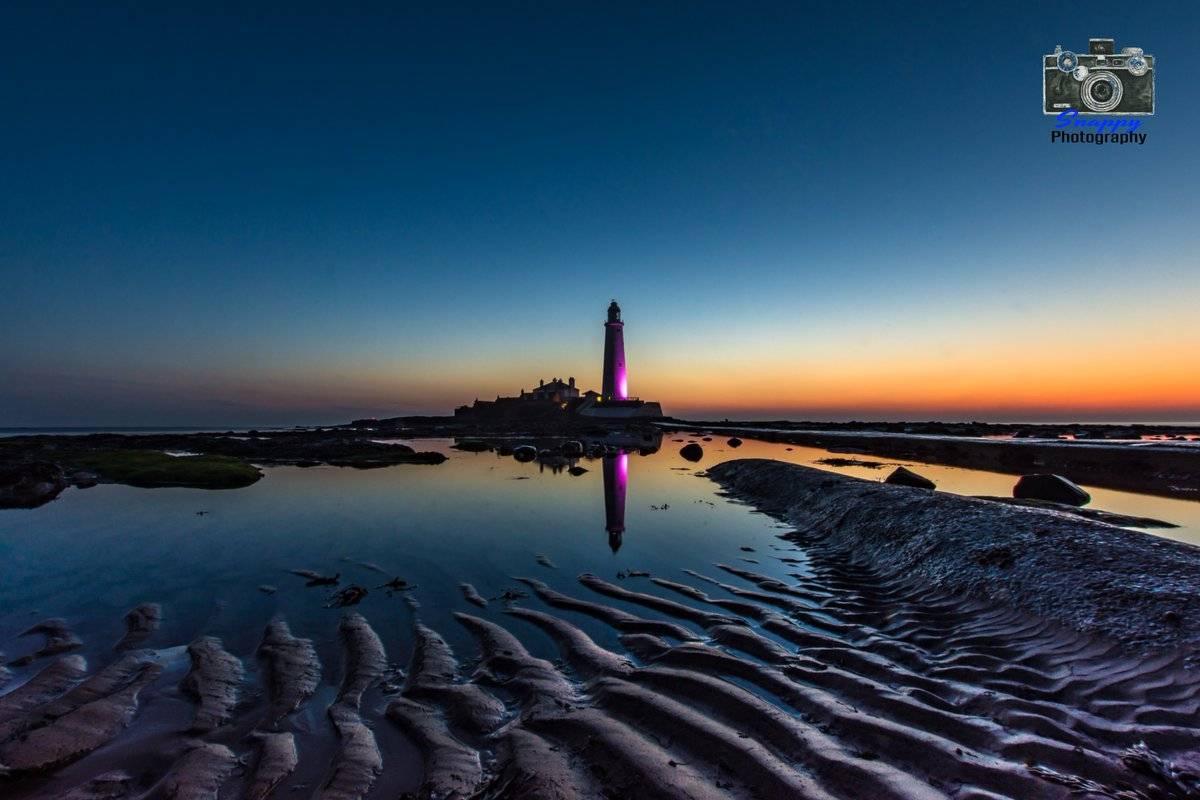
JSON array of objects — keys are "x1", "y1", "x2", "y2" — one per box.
[
  {"x1": 680, "y1": 443, "x2": 704, "y2": 462},
  {"x1": 1014, "y1": 474, "x2": 1090, "y2": 506},
  {"x1": 884, "y1": 466, "x2": 936, "y2": 490}
]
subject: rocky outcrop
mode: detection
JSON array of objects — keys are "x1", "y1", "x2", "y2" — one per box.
[
  {"x1": 1014, "y1": 473, "x2": 1091, "y2": 506},
  {"x1": 884, "y1": 466, "x2": 935, "y2": 489},
  {"x1": 0, "y1": 430, "x2": 448, "y2": 507},
  {"x1": 707, "y1": 458, "x2": 1200, "y2": 657},
  {"x1": 679, "y1": 443, "x2": 704, "y2": 462},
  {"x1": 0, "y1": 462, "x2": 68, "y2": 509}
]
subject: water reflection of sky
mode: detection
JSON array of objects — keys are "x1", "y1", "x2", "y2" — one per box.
[{"x1": 1, "y1": 436, "x2": 1197, "y2": 685}]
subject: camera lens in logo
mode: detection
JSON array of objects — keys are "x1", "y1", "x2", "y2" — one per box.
[
  {"x1": 1056, "y1": 50, "x2": 1079, "y2": 72},
  {"x1": 1080, "y1": 70, "x2": 1123, "y2": 112},
  {"x1": 1126, "y1": 54, "x2": 1149, "y2": 76}
]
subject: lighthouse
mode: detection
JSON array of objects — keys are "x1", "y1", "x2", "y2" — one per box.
[
  {"x1": 576, "y1": 300, "x2": 663, "y2": 418},
  {"x1": 601, "y1": 300, "x2": 628, "y2": 400}
]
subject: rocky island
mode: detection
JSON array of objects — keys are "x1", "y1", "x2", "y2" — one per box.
[{"x1": 0, "y1": 429, "x2": 447, "y2": 508}]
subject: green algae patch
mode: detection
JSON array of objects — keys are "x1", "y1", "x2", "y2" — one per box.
[{"x1": 69, "y1": 450, "x2": 262, "y2": 489}]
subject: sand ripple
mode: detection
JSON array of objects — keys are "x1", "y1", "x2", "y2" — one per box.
[{"x1": 2, "y1": 537, "x2": 1199, "y2": 798}]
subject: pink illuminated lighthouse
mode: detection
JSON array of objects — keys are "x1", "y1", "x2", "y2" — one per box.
[{"x1": 601, "y1": 300, "x2": 628, "y2": 400}]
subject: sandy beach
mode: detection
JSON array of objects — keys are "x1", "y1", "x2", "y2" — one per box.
[{"x1": 3, "y1": 446, "x2": 1199, "y2": 799}]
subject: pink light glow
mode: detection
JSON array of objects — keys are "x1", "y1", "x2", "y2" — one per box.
[{"x1": 617, "y1": 368, "x2": 628, "y2": 400}]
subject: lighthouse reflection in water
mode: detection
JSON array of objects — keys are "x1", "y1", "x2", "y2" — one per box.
[{"x1": 603, "y1": 452, "x2": 629, "y2": 552}]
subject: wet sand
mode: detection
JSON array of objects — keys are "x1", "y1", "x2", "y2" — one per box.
[{"x1": 4, "y1": 452, "x2": 1200, "y2": 799}]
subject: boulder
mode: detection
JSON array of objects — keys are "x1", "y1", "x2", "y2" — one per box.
[
  {"x1": 512, "y1": 446, "x2": 537, "y2": 463},
  {"x1": 884, "y1": 466, "x2": 936, "y2": 490},
  {"x1": 453, "y1": 440, "x2": 491, "y2": 452},
  {"x1": 679, "y1": 443, "x2": 704, "y2": 462},
  {"x1": 568, "y1": 466, "x2": 588, "y2": 476},
  {"x1": 727, "y1": 437, "x2": 743, "y2": 448},
  {"x1": 561, "y1": 441, "x2": 584, "y2": 457},
  {"x1": 1013, "y1": 474, "x2": 1090, "y2": 506},
  {"x1": 0, "y1": 461, "x2": 69, "y2": 509},
  {"x1": 69, "y1": 470, "x2": 100, "y2": 489}
]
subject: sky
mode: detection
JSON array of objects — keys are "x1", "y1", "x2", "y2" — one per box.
[{"x1": 2, "y1": 2, "x2": 1198, "y2": 426}]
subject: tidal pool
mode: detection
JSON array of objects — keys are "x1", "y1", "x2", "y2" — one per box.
[{"x1": 1, "y1": 434, "x2": 1197, "y2": 797}]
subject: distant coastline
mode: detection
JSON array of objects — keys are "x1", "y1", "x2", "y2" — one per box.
[
  {"x1": 0, "y1": 426, "x2": 297, "y2": 437},
  {"x1": 6, "y1": 417, "x2": 1200, "y2": 438}
]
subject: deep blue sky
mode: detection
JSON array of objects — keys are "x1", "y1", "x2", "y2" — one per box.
[{"x1": 2, "y1": 2, "x2": 1198, "y2": 425}]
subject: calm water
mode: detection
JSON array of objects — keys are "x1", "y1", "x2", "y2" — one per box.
[
  {"x1": 3, "y1": 434, "x2": 1198, "y2": 796},
  {"x1": 3, "y1": 435, "x2": 1198, "y2": 665}
]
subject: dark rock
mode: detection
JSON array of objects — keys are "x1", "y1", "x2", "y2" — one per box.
[
  {"x1": 69, "y1": 470, "x2": 100, "y2": 489},
  {"x1": 0, "y1": 461, "x2": 68, "y2": 509},
  {"x1": 561, "y1": 440, "x2": 584, "y2": 457},
  {"x1": 376, "y1": 577, "x2": 411, "y2": 592},
  {"x1": 568, "y1": 466, "x2": 588, "y2": 476},
  {"x1": 289, "y1": 569, "x2": 340, "y2": 587},
  {"x1": 497, "y1": 444, "x2": 514, "y2": 456},
  {"x1": 512, "y1": 446, "x2": 537, "y2": 463},
  {"x1": 679, "y1": 443, "x2": 704, "y2": 462},
  {"x1": 325, "y1": 585, "x2": 368, "y2": 608},
  {"x1": 884, "y1": 466, "x2": 936, "y2": 490},
  {"x1": 1014, "y1": 474, "x2": 1090, "y2": 506},
  {"x1": 727, "y1": 438, "x2": 743, "y2": 448},
  {"x1": 452, "y1": 440, "x2": 491, "y2": 452}
]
